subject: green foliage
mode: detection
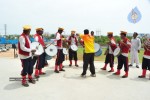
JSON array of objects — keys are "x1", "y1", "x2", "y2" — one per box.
[{"x1": 94, "y1": 35, "x2": 132, "y2": 45}]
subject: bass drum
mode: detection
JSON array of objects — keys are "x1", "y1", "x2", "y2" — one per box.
[
  {"x1": 31, "y1": 42, "x2": 44, "y2": 56},
  {"x1": 45, "y1": 54, "x2": 53, "y2": 60},
  {"x1": 94, "y1": 43, "x2": 102, "y2": 56},
  {"x1": 45, "y1": 44, "x2": 57, "y2": 60}
]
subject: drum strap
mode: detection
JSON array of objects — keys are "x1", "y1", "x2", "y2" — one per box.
[
  {"x1": 55, "y1": 32, "x2": 62, "y2": 47},
  {"x1": 34, "y1": 34, "x2": 45, "y2": 47}
]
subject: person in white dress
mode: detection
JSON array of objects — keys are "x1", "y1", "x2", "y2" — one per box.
[{"x1": 129, "y1": 32, "x2": 141, "y2": 68}]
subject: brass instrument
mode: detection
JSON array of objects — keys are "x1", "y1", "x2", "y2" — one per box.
[{"x1": 142, "y1": 34, "x2": 150, "y2": 50}]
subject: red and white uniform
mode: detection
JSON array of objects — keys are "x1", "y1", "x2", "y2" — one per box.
[
  {"x1": 119, "y1": 37, "x2": 131, "y2": 57},
  {"x1": 34, "y1": 33, "x2": 46, "y2": 77},
  {"x1": 108, "y1": 37, "x2": 117, "y2": 54},
  {"x1": 67, "y1": 36, "x2": 78, "y2": 47},
  {"x1": 34, "y1": 33, "x2": 45, "y2": 47},
  {"x1": 18, "y1": 33, "x2": 32, "y2": 59},
  {"x1": 55, "y1": 32, "x2": 63, "y2": 49},
  {"x1": 18, "y1": 33, "x2": 33, "y2": 84},
  {"x1": 143, "y1": 47, "x2": 150, "y2": 59}
]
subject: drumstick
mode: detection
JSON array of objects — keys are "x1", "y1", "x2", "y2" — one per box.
[{"x1": 46, "y1": 40, "x2": 56, "y2": 47}]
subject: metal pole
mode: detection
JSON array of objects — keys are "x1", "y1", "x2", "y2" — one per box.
[
  {"x1": 4, "y1": 24, "x2": 7, "y2": 36},
  {"x1": 4, "y1": 24, "x2": 7, "y2": 48}
]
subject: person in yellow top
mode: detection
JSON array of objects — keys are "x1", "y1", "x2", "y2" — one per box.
[{"x1": 78, "y1": 29, "x2": 96, "y2": 77}]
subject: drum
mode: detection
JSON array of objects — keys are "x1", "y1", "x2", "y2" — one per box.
[
  {"x1": 45, "y1": 44, "x2": 57, "y2": 60},
  {"x1": 71, "y1": 44, "x2": 78, "y2": 51},
  {"x1": 113, "y1": 47, "x2": 121, "y2": 57},
  {"x1": 30, "y1": 42, "x2": 44, "y2": 56},
  {"x1": 45, "y1": 45, "x2": 57, "y2": 57},
  {"x1": 94, "y1": 43, "x2": 100, "y2": 53},
  {"x1": 94, "y1": 43, "x2": 102, "y2": 56},
  {"x1": 63, "y1": 48, "x2": 68, "y2": 55},
  {"x1": 45, "y1": 54, "x2": 53, "y2": 60}
]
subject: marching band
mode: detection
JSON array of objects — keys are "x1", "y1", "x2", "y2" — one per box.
[{"x1": 18, "y1": 25, "x2": 150, "y2": 87}]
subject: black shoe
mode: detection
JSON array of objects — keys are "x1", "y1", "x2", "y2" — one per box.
[
  {"x1": 90, "y1": 74, "x2": 96, "y2": 77},
  {"x1": 34, "y1": 75, "x2": 40, "y2": 78},
  {"x1": 136, "y1": 65, "x2": 139, "y2": 68},
  {"x1": 69, "y1": 64, "x2": 72, "y2": 67},
  {"x1": 59, "y1": 69, "x2": 65, "y2": 71},
  {"x1": 62, "y1": 66, "x2": 65, "y2": 68},
  {"x1": 122, "y1": 75, "x2": 128, "y2": 78},
  {"x1": 22, "y1": 82, "x2": 29, "y2": 87},
  {"x1": 108, "y1": 69, "x2": 114, "y2": 72},
  {"x1": 28, "y1": 79, "x2": 36, "y2": 84},
  {"x1": 138, "y1": 75, "x2": 145, "y2": 78},
  {"x1": 39, "y1": 72, "x2": 46, "y2": 75},
  {"x1": 54, "y1": 70, "x2": 59, "y2": 73},
  {"x1": 81, "y1": 74, "x2": 86, "y2": 78},
  {"x1": 75, "y1": 65, "x2": 79, "y2": 67},
  {"x1": 129, "y1": 64, "x2": 132, "y2": 67}
]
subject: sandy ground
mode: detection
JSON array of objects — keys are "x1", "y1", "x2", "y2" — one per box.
[
  {"x1": 0, "y1": 54, "x2": 150, "y2": 100},
  {"x1": 0, "y1": 49, "x2": 16, "y2": 58}
]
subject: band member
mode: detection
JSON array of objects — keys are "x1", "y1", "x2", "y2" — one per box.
[
  {"x1": 18, "y1": 25, "x2": 36, "y2": 87},
  {"x1": 78, "y1": 29, "x2": 96, "y2": 77},
  {"x1": 67, "y1": 30, "x2": 78, "y2": 67},
  {"x1": 113, "y1": 31, "x2": 131, "y2": 78},
  {"x1": 34, "y1": 28, "x2": 46, "y2": 78},
  {"x1": 54, "y1": 27, "x2": 65, "y2": 73},
  {"x1": 91, "y1": 31, "x2": 94, "y2": 36},
  {"x1": 101, "y1": 32, "x2": 117, "y2": 72},
  {"x1": 138, "y1": 37, "x2": 150, "y2": 78},
  {"x1": 129, "y1": 32, "x2": 141, "y2": 68},
  {"x1": 80, "y1": 31, "x2": 94, "y2": 47}
]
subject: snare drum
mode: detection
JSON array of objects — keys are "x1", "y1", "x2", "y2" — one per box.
[
  {"x1": 70, "y1": 44, "x2": 78, "y2": 51},
  {"x1": 113, "y1": 47, "x2": 121, "y2": 57},
  {"x1": 31, "y1": 42, "x2": 44, "y2": 56}
]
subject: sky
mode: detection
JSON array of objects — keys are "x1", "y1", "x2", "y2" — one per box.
[{"x1": 0, "y1": 0, "x2": 150, "y2": 36}]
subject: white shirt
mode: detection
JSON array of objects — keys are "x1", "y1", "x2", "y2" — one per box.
[
  {"x1": 34, "y1": 36, "x2": 39, "y2": 42},
  {"x1": 55, "y1": 33, "x2": 63, "y2": 49},
  {"x1": 131, "y1": 37, "x2": 141, "y2": 51},
  {"x1": 67, "y1": 36, "x2": 78, "y2": 48},
  {"x1": 19, "y1": 35, "x2": 32, "y2": 59},
  {"x1": 108, "y1": 39, "x2": 116, "y2": 54}
]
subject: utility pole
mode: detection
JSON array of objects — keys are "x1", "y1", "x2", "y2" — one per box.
[
  {"x1": 96, "y1": 29, "x2": 101, "y2": 37},
  {"x1": 4, "y1": 24, "x2": 7, "y2": 36},
  {"x1": 4, "y1": 24, "x2": 7, "y2": 49}
]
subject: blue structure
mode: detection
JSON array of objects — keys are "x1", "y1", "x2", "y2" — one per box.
[
  {"x1": 0, "y1": 37, "x2": 6, "y2": 44},
  {"x1": 0, "y1": 37, "x2": 18, "y2": 44}
]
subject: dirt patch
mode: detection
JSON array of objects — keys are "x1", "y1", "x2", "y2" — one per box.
[{"x1": 0, "y1": 49, "x2": 17, "y2": 58}]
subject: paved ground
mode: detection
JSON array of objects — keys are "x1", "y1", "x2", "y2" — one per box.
[{"x1": 0, "y1": 57, "x2": 150, "y2": 100}]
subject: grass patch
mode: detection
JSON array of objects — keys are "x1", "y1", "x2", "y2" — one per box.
[{"x1": 77, "y1": 47, "x2": 144, "y2": 63}]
